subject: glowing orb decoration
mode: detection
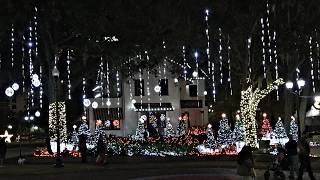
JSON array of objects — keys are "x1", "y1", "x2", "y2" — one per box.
[
  {"x1": 174, "y1": 78, "x2": 179, "y2": 83},
  {"x1": 315, "y1": 96, "x2": 320, "y2": 102},
  {"x1": 35, "y1": 111, "x2": 41, "y2": 117},
  {"x1": 92, "y1": 101, "x2": 98, "y2": 109},
  {"x1": 203, "y1": 91, "x2": 208, "y2": 95},
  {"x1": 8, "y1": 125, "x2": 12, "y2": 129},
  {"x1": 285, "y1": 81, "x2": 293, "y2": 89},
  {"x1": 72, "y1": 125, "x2": 77, "y2": 129},
  {"x1": 106, "y1": 100, "x2": 111, "y2": 106},
  {"x1": 236, "y1": 114, "x2": 240, "y2": 120},
  {"x1": 113, "y1": 120, "x2": 120, "y2": 127},
  {"x1": 139, "y1": 118, "x2": 144, "y2": 123},
  {"x1": 154, "y1": 85, "x2": 161, "y2": 93},
  {"x1": 83, "y1": 99, "x2": 91, "y2": 107},
  {"x1": 81, "y1": 115, "x2": 87, "y2": 120},
  {"x1": 32, "y1": 74, "x2": 39, "y2": 80},
  {"x1": 29, "y1": 116, "x2": 34, "y2": 120},
  {"x1": 192, "y1": 71, "x2": 198, "y2": 77},
  {"x1": 12, "y1": 83, "x2": 19, "y2": 91},
  {"x1": 32, "y1": 79, "x2": 41, "y2": 87},
  {"x1": 24, "y1": 116, "x2": 29, "y2": 121},
  {"x1": 131, "y1": 99, "x2": 136, "y2": 104},
  {"x1": 5, "y1": 87, "x2": 14, "y2": 97},
  {"x1": 96, "y1": 120, "x2": 102, "y2": 125},
  {"x1": 221, "y1": 113, "x2": 226, "y2": 118},
  {"x1": 297, "y1": 79, "x2": 306, "y2": 88},
  {"x1": 105, "y1": 120, "x2": 111, "y2": 127},
  {"x1": 207, "y1": 124, "x2": 212, "y2": 128}
]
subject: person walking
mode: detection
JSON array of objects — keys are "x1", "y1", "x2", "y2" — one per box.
[
  {"x1": 237, "y1": 145, "x2": 256, "y2": 180},
  {"x1": 78, "y1": 134, "x2": 87, "y2": 163},
  {"x1": 297, "y1": 133, "x2": 315, "y2": 180},
  {"x1": 285, "y1": 135, "x2": 299, "y2": 179},
  {"x1": 0, "y1": 137, "x2": 7, "y2": 167}
]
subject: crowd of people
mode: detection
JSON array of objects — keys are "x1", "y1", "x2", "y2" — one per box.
[{"x1": 236, "y1": 132, "x2": 315, "y2": 180}]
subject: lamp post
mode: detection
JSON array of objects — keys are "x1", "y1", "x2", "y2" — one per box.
[
  {"x1": 285, "y1": 79, "x2": 306, "y2": 138},
  {"x1": 52, "y1": 66, "x2": 63, "y2": 168}
]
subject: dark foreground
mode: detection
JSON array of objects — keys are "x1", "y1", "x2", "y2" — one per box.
[{"x1": 0, "y1": 155, "x2": 320, "y2": 180}]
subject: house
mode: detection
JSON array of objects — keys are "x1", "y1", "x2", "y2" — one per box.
[{"x1": 86, "y1": 66, "x2": 208, "y2": 136}]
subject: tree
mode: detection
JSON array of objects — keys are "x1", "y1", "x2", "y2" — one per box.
[
  {"x1": 232, "y1": 116, "x2": 245, "y2": 142},
  {"x1": 206, "y1": 124, "x2": 216, "y2": 149},
  {"x1": 240, "y1": 78, "x2": 284, "y2": 147},
  {"x1": 165, "y1": 119, "x2": 175, "y2": 137},
  {"x1": 289, "y1": 118, "x2": 298, "y2": 141},
  {"x1": 274, "y1": 117, "x2": 288, "y2": 139},
  {"x1": 217, "y1": 116, "x2": 232, "y2": 145},
  {"x1": 78, "y1": 122, "x2": 90, "y2": 137},
  {"x1": 134, "y1": 116, "x2": 146, "y2": 141},
  {"x1": 260, "y1": 114, "x2": 272, "y2": 139},
  {"x1": 176, "y1": 119, "x2": 186, "y2": 136}
]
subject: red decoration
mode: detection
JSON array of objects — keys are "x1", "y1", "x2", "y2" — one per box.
[{"x1": 260, "y1": 118, "x2": 272, "y2": 136}]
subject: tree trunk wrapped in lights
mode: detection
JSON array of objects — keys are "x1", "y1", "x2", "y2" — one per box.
[{"x1": 240, "y1": 78, "x2": 284, "y2": 148}]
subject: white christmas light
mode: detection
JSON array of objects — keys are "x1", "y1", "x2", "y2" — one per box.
[
  {"x1": 192, "y1": 71, "x2": 198, "y2": 77},
  {"x1": 35, "y1": 110, "x2": 40, "y2": 117},
  {"x1": 24, "y1": 116, "x2": 29, "y2": 121},
  {"x1": 291, "y1": 116, "x2": 295, "y2": 120},
  {"x1": 207, "y1": 124, "x2": 212, "y2": 128},
  {"x1": 29, "y1": 116, "x2": 34, "y2": 120},
  {"x1": 174, "y1": 78, "x2": 179, "y2": 83},
  {"x1": 11, "y1": 24, "x2": 14, "y2": 68},
  {"x1": 106, "y1": 100, "x2": 111, "y2": 106},
  {"x1": 92, "y1": 101, "x2": 98, "y2": 109},
  {"x1": 154, "y1": 85, "x2": 161, "y2": 93},
  {"x1": 218, "y1": 28, "x2": 223, "y2": 84},
  {"x1": 32, "y1": 79, "x2": 41, "y2": 87},
  {"x1": 236, "y1": 114, "x2": 240, "y2": 120},
  {"x1": 72, "y1": 125, "x2": 77, "y2": 129},
  {"x1": 12, "y1": 83, "x2": 19, "y2": 91},
  {"x1": 8, "y1": 125, "x2": 12, "y2": 129},
  {"x1": 131, "y1": 99, "x2": 136, "y2": 104},
  {"x1": 314, "y1": 96, "x2": 320, "y2": 102},
  {"x1": 203, "y1": 91, "x2": 207, "y2": 95},
  {"x1": 5, "y1": 87, "x2": 14, "y2": 97},
  {"x1": 263, "y1": 113, "x2": 267, "y2": 118},
  {"x1": 221, "y1": 113, "x2": 226, "y2": 118}
]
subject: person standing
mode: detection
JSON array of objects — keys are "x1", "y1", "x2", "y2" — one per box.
[
  {"x1": 297, "y1": 133, "x2": 315, "y2": 180},
  {"x1": 78, "y1": 134, "x2": 87, "y2": 163},
  {"x1": 285, "y1": 135, "x2": 299, "y2": 179},
  {"x1": 0, "y1": 137, "x2": 7, "y2": 167},
  {"x1": 96, "y1": 135, "x2": 106, "y2": 165},
  {"x1": 237, "y1": 146, "x2": 256, "y2": 180}
]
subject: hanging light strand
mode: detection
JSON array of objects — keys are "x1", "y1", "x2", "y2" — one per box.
[
  {"x1": 182, "y1": 46, "x2": 187, "y2": 81},
  {"x1": 247, "y1": 38, "x2": 252, "y2": 82},
  {"x1": 34, "y1": 6, "x2": 38, "y2": 57},
  {"x1": 128, "y1": 57, "x2": 133, "y2": 100},
  {"x1": 205, "y1": 9, "x2": 211, "y2": 76},
  {"x1": 266, "y1": 0, "x2": 272, "y2": 64},
  {"x1": 22, "y1": 36, "x2": 26, "y2": 93},
  {"x1": 218, "y1": 28, "x2": 223, "y2": 84},
  {"x1": 106, "y1": 61, "x2": 110, "y2": 111},
  {"x1": 67, "y1": 49, "x2": 71, "y2": 100},
  {"x1": 273, "y1": 31, "x2": 280, "y2": 100},
  {"x1": 82, "y1": 77, "x2": 86, "y2": 115},
  {"x1": 139, "y1": 66, "x2": 143, "y2": 110},
  {"x1": 100, "y1": 57, "x2": 104, "y2": 100},
  {"x1": 28, "y1": 24, "x2": 34, "y2": 107},
  {"x1": 260, "y1": 18, "x2": 267, "y2": 78},
  {"x1": 227, "y1": 37, "x2": 232, "y2": 96},
  {"x1": 11, "y1": 24, "x2": 15, "y2": 68},
  {"x1": 316, "y1": 39, "x2": 320, "y2": 81},
  {"x1": 116, "y1": 70, "x2": 120, "y2": 117},
  {"x1": 309, "y1": 37, "x2": 315, "y2": 93},
  {"x1": 39, "y1": 66, "x2": 43, "y2": 108}
]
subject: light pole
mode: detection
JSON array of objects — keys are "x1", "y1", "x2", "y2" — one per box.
[
  {"x1": 52, "y1": 66, "x2": 63, "y2": 168},
  {"x1": 285, "y1": 79, "x2": 306, "y2": 138}
]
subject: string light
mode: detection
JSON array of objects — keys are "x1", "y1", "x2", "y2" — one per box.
[
  {"x1": 266, "y1": 0, "x2": 272, "y2": 64},
  {"x1": 316, "y1": 38, "x2": 320, "y2": 81},
  {"x1": 240, "y1": 78, "x2": 284, "y2": 147},
  {"x1": 34, "y1": 6, "x2": 38, "y2": 57},
  {"x1": 139, "y1": 66, "x2": 143, "y2": 110},
  {"x1": 67, "y1": 49, "x2": 71, "y2": 100},
  {"x1": 128, "y1": 57, "x2": 133, "y2": 100},
  {"x1": 227, "y1": 37, "x2": 232, "y2": 96},
  {"x1": 28, "y1": 24, "x2": 34, "y2": 107},
  {"x1": 116, "y1": 70, "x2": 120, "y2": 117},
  {"x1": 106, "y1": 61, "x2": 110, "y2": 109},
  {"x1": 309, "y1": 37, "x2": 315, "y2": 93},
  {"x1": 247, "y1": 37, "x2": 252, "y2": 82},
  {"x1": 22, "y1": 36, "x2": 25, "y2": 93},
  {"x1": 182, "y1": 46, "x2": 187, "y2": 81},
  {"x1": 205, "y1": 9, "x2": 211, "y2": 77},
  {"x1": 260, "y1": 18, "x2": 267, "y2": 78},
  {"x1": 99, "y1": 57, "x2": 104, "y2": 104},
  {"x1": 49, "y1": 102, "x2": 67, "y2": 142},
  {"x1": 273, "y1": 31, "x2": 280, "y2": 101},
  {"x1": 39, "y1": 66, "x2": 43, "y2": 108},
  {"x1": 11, "y1": 24, "x2": 14, "y2": 68},
  {"x1": 194, "y1": 51, "x2": 200, "y2": 107},
  {"x1": 145, "y1": 51, "x2": 151, "y2": 110},
  {"x1": 218, "y1": 28, "x2": 223, "y2": 84}
]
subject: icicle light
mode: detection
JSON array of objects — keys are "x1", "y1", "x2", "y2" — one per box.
[
  {"x1": 260, "y1": 18, "x2": 267, "y2": 78},
  {"x1": 39, "y1": 66, "x2": 43, "y2": 108},
  {"x1": 67, "y1": 49, "x2": 71, "y2": 99},
  {"x1": 106, "y1": 61, "x2": 110, "y2": 109},
  {"x1": 227, "y1": 37, "x2": 232, "y2": 96},
  {"x1": 139, "y1": 67, "x2": 143, "y2": 110},
  {"x1": 11, "y1": 24, "x2": 14, "y2": 68},
  {"x1": 266, "y1": 0, "x2": 272, "y2": 64},
  {"x1": 128, "y1": 58, "x2": 133, "y2": 100},
  {"x1": 218, "y1": 28, "x2": 223, "y2": 84},
  {"x1": 309, "y1": 37, "x2": 315, "y2": 93},
  {"x1": 34, "y1": 6, "x2": 38, "y2": 57},
  {"x1": 205, "y1": 9, "x2": 211, "y2": 77},
  {"x1": 316, "y1": 39, "x2": 320, "y2": 81},
  {"x1": 116, "y1": 70, "x2": 120, "y2": 117},
  {"x1": 247, "y1": 37, "x2": 252, "y2": 82},
  {"x1": 182, "y1": 46, "x2": 187, "y2": 81},
  {"x1": 22, "y1": 36, "x2": 25, "y2": 93},
  {"x1": 273, "y1": 31, "x2": 280, "y2": 101},
  {"x1": 194, "y1": 51, "x2": 200, "y2": 107}
]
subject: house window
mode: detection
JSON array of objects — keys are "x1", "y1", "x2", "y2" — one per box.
[
  {"x1": 134, "y1": 79, "x2": 145, "y2": 96},
  {"x1": 189, "y1": 85, "x2": 198, "y2": 97},
  {"x1": 159, "y1": 79, "x2": 168, "y2": 96}
]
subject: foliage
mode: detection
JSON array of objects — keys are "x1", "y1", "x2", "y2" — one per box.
[
  {"x1": 217, "y1": 118, "x2": 232, "y2": 145},
  {"x1": 176, "y1": 120, "x2": 186, "y2": 136},
  {"x1": 232, "y1": 119, "x2": 245, "y2": 142},
  {"x1": 274, "y1": 118, "x2": 288, "y2": 139}
]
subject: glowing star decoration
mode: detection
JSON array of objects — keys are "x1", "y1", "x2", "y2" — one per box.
[
  {"x1": 5, "y1": 87, "x2": 14, "y2": 97},
  {"x1": 154, "y1": 85, "x2": 161, "y2": 93},
  {"x1": 192, "y1": 71, "x2": 198, "y2": 78},
  {"x1": 92, "y1": 101, "x2": 98, "y2": 109},
  {"x1": 12, "y1": 83, "x2": 19, "y2": 91},
  {"x1": 105, "y1": 120, "x2": 111, "y2": 127},
  {"x1": 0, "y1": 130, "x2": 13, "y2": 143},
  {"x1": 240, "y1": 78, "x2": 284, "y2": 148},
  {"x1": 106, "y1": 100, "x2": 111, "y2": 107},
  {"x1": 83, "y1": 99, "x2": 91, "y2": 107}
]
